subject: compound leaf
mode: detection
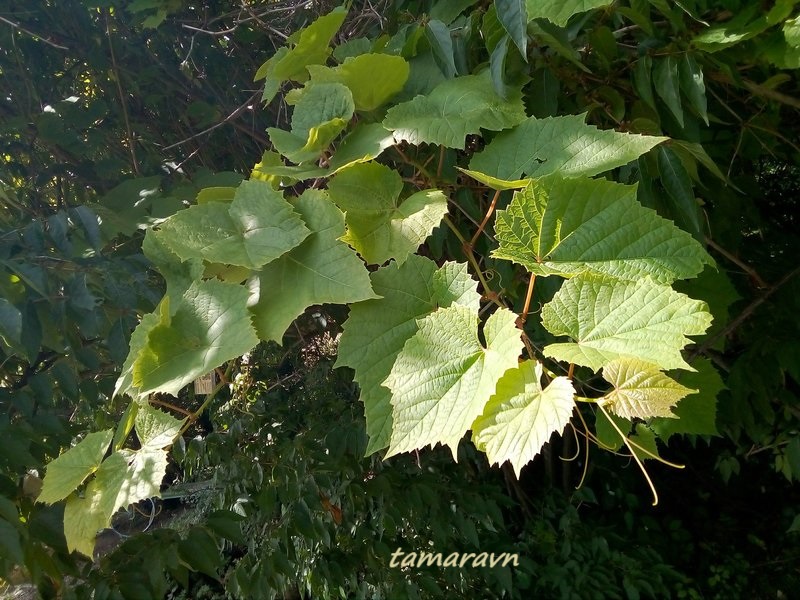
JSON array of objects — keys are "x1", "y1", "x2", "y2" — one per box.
[
  {"x1": 383, "y1": 71, "x2": 526, "y2": 149},
  {"x1": 336, "y1": 256, "x2": 481, "y2": 454},
  {"x1": 473, "y1": 361, "x2": 574, "y2": 477},
  {"x1": 492, "y1": 175, "x2": 711, "y2": 283},
  {"x1": 542, "y1": 274, "x2": 712, "y2": 371},
  {"x1": 250, "y1": 190, "x2": 377, "y2": 342},
  {"x1": 469, "y1": 114, "x2": 666, "y2": 182},
  {"x1": 383, "y1": 306, "x2": 522, "y2": 459}
]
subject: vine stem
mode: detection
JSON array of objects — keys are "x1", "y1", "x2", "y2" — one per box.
[
  {"x1": 518, "y1": 274, "x2": 537, "y2": 325},
  {"x1": 470, "y1": 189, "x2": 501, "y2": 246},
  {"x1": 149, "y1": 397, "x2": 192, "y2": 417},
  {"x1": 443, "y1": 215, "x2": 503, "y2": 308}
]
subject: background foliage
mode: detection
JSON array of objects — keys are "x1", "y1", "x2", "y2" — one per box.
[{"x1": 1, "y1": 0, "x2": 799, "y2": 598}]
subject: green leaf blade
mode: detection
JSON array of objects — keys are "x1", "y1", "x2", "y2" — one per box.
[
  {"x1": 542, "y1": 275, "x2": 712, "y2": 371},
  {"x1": 383, "y1": 72, "x2": 526, "y2": 149},
  {"x1": 133, "y1": 280, "x2": 259, "y2": 396},
  {"x1": 473, "y1": 361, "x2": 575, "y2": 477},
  {"x1": 38, "y1": 430, "x2": 114, "y2": 505},
  {"x1": 336, "y1": 256, "x2": 481, "y2": 454},
  {"x1": 492, "y1": 176, "x2": 712, "y2": 283},
  {"x1": 327, "y1": 162, "x2": 448, "y2": 265},
  {"x1": 156, "y1": 180, "x2": 310, "y2": 269},
  {"x1": 250, "y1": 190, "x2": 377, "y2": 342},
  {"x1": 601, "y1": 358, "x2": 695, "y2": 420},
  {"x1": 384, "y1": 306, "x2": 522, "y2": 459},
  {"x1": 526, "y1": 0, "x2": 613, "y2": 26},
  {"x1": 469, "y1": 114, "x2": 666, "y2": 181}
]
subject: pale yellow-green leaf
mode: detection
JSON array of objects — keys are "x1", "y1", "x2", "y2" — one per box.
[
  {"x1": 473, "y1": 361, "x2": 575, "y2": 477},
  {"x1": 600, "y1": 358, "x2": 696, "y2": 420}
]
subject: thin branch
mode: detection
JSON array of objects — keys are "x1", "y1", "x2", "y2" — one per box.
[
  {"x1": 690, "y1": 264, "x2": 800, "y2": 361},
  {"x1": 105, "y1": 11, "x2": 140, "y2": 175},
  {"x1": 162, "y1": 91, "x2": 260, "y2": 151},
  {"x1": 705, "y1": 237, "x2": 768, "y2": 289},
  {"x1": 0, "y1": 15, "x2": 69, "y2": 50}
]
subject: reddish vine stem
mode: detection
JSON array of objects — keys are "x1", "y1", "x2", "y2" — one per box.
[
  {"x1": 470, "y1": 189, "x2": 501, "y2": 247},
  {"x1": 518, "y1": 273, "x2": 537, "y2": 325},
  {"x1": 567, "y1": 363, "x2": 575, "y2": 379},
  {"x1": 436, "y1": 145, "x2": 445, "y2": 179},
  {"x1": 149, "y1": 397, "x2": 192, "y2": 417}
]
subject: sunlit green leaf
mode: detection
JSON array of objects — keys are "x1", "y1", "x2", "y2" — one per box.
[
  {"x1": 542, "y1": 274, "x2": 712, "y2": 371},
  {"x1": 336, "y1": 256, "x2": 481, "y2": 454},
  {"x1": 38, "y1": 430, "x2": 113, "y2": 505},
  {"x1": 249, "y1": 190, "x2": 377, "y2": 342},
  {"x1": 469, "y1": 114, "x2": 666, "y2": 181},
  {"x1": 473, "y1": 361, "x2": 574, "y2": 476},
  {"x1": 384, "y1": 305, "x2": 522, "y2": 459},
  {"x1": 383, "y1": 71, "x2": 526, "y2": 149},
  {"x1": 600, "y1": 358, "x2": 695, "y2": 419},
  {"x1": 492, "y1": 175, "x2": 712, "y2": 283}
]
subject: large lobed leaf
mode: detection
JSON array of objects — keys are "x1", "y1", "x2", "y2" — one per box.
[
  {"x1": 492, "y1": 175, "x2": 712, "y2": 283},
  {"x1": 327, "y1": 162, "x2": 448, "y2": 265},
  {"x1": 254, "y1": 6, "x2": 347, "y2": 102},
  {"x1": 38, "y1": 430, "x2": 113, "y2": 505},
  {"x1": 383, "y1": 305, "x2": 522, "y2": 460},
  {"x1": 473, "y1": 361, "x2": 575, "y2": 477},
  {"x1": 469, "y1": 114, "x2": 666, "y2": 182},
  {"x1": 249, "y1": 190, "x2": 377, "y2": 342},
  {"x1": 542, "y1": 274, "x2": 712, "y2": 371},
  {"x1": 336, "y1": 256, "x2": 481, "y2": 454},
  {"x1": 382, "y1": 71, "x2": 526, "y2": 149},
  {"x1": 133, "y1": 279, "x2": 259, "y2": 396},
  {"x1": 306, "y1": 54, "x2": 410, "y2": 112},
  {"x1": 154, "y1": 180, "x2": 310, "y2": 270}
]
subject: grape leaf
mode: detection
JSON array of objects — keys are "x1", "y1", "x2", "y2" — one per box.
[
  {"x1": 114, "y1": 311, "x2": 161, "y2": 399},
  {"x1": 650, "y1": 357, "x2": 723, "y2": 440},
  {"x1": 382, "y1": 71, "x2": 526, "y2": 149},
  {"x1": 155, "y1": 180, "x2": 310, "y2": 269},
  {"x1": 249, "y1": 190, "x2": 377, "y2": 342},
  {"x1": 469, "y1": 114, "x2": 666, "y2": 182},
  {"x1": 327, "y1": 123, "x2": 395, "y2": 172},
  {"x1": 542, "y1": 274, "x2": 712, "y2": 371},
  {"x1": 133, "y1": 279, "x2": 259, "y2": 396},
  {"x1": 306, "y1": 54, "x2": 410, "y2": 111},
  {"x1": 526, "y1": 0, "x2": 613, "y2": 26},
  {"x1": 492, "y1": 175, "x2": 711, "y2": 283},
  {"x1": 38, "y1": 430, "x2": 113, "y2": 505},
  {"x1": 254, "y1": 6, "x2": 347, "y2": 102},
  {"x1": 268, "y1": 82, "x2": 354, "y2": 164},
  {"x1": 142, "y1": 229, "x2": 204, "y2": 309},
  {"x1": 600, "y1": 358, "x2": 695, "y2": 419},
  {"x1": 327, "y1": 162, "x2": 448, "y2": 265},
  {"x1": 336, "y1": 256, "x2": 481, "y2": 454},
  {"x1": 135, "y1": 403, "x2": 185, "y2": 450},
  {"x1": 383, "y1": 306, "x2": 522, "y2": 459},
  {"x1": 63, "y1": 447, "x2": 169, "y2": 556},
  {"x1": 473, "y1": 361, "x2": 574, "y2": 477}
]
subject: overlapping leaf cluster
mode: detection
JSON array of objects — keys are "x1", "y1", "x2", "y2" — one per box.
[{"x1": 36, "y1": 0, "x2": 739, "y2": 556}]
